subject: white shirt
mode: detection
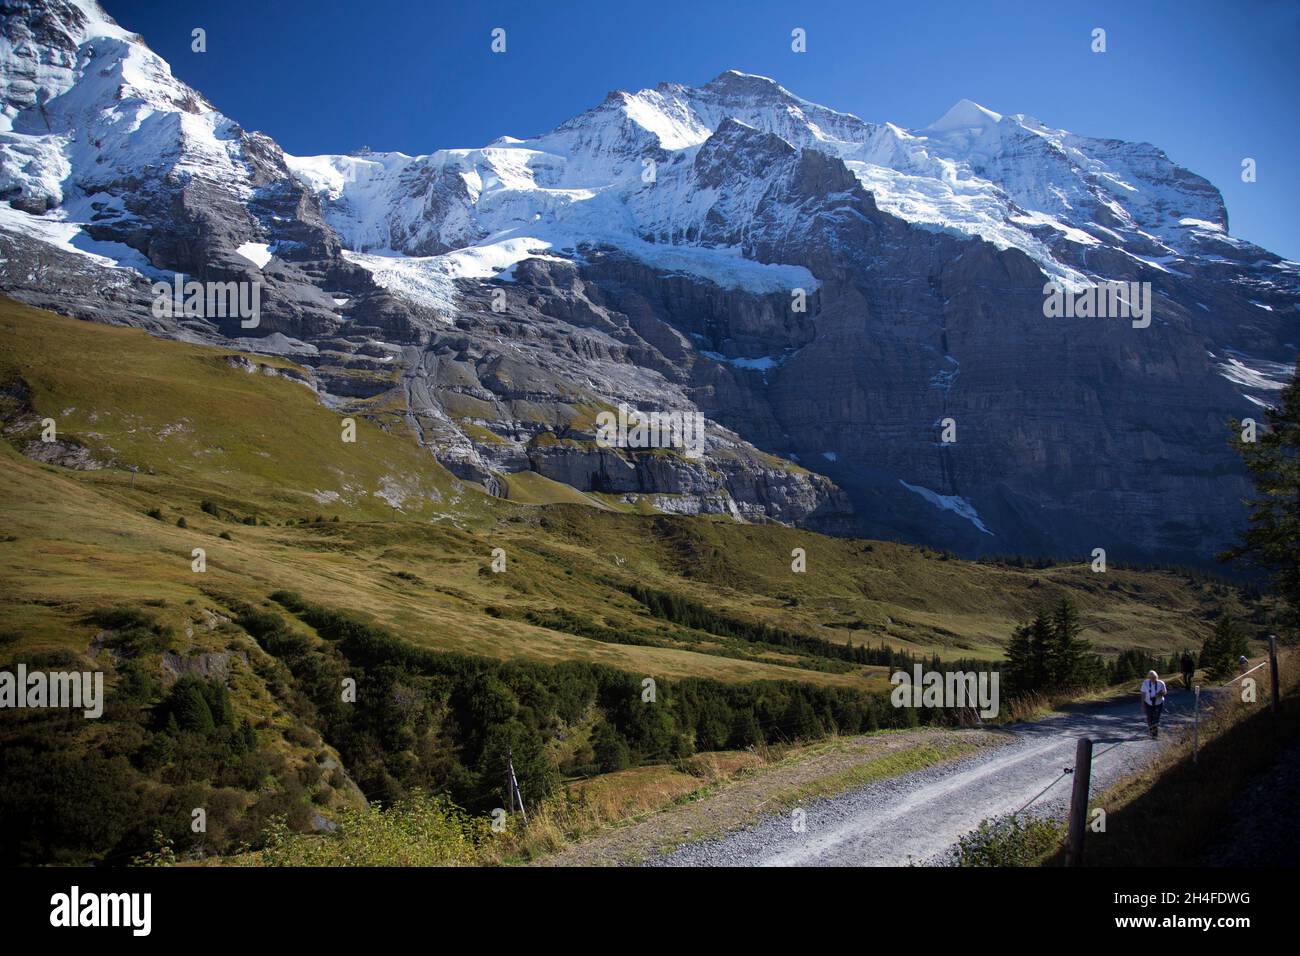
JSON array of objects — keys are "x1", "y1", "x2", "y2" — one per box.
[{"x1": 1141, "y1": 679, "x2": 1167, "y2": 705}]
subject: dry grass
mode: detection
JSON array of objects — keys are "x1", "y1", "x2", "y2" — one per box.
[
  {"x1": 533, "y1": 728, "x2": 1004, "y2": 865},
  {"x1": 1, "y1": 297, "x2": 1284, "y2": 867},
  {"x1": 1047, "y1": 650, "x2": 1300, "y2": 866},
  {"x1": 477, "y1": 750, "x2": 769, "y2": 862}
]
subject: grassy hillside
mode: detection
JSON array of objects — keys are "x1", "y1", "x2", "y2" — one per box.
[{"x1": 0, "y1": 297, "x2": 1273, "y2": 864}]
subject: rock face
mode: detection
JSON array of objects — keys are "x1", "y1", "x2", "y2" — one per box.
[{"x1": 2, "y1": 1, "x2": 1296, "y2": 562}]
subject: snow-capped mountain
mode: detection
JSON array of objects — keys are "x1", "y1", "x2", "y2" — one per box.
[
  {"x1": 2, "y1": 0, "x2": 1296, "y2": 562},
  {"x1": 1, "y1": 0, "x2": 349, "y2": 330},
  {"x1": 285, "y1": 69, "x2": 1275, "y2": 295}
]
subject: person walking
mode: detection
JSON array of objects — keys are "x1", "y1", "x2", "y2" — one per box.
[
  {"x1": 1180, "y1": 650, "x2": 1195, "y2": 690},
  {"x1": 1140, "y1": 670, "x2": 1167, "y2": 738}
]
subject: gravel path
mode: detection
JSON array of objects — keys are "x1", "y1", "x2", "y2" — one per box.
[
  {"x1": 653, "y1": 691, "x2": 1199, "y2": 866},
  {"x1": 540, "y1": 728, "x2": 995, "y2": 866}
]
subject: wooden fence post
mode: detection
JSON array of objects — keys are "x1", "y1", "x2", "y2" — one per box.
[
  {"x1": 1192, "y1": 685, "x2": 1200, "y2": 765},
  {"x1": 1065, "y1": 737, "x2": 1093, "y2": 867}
]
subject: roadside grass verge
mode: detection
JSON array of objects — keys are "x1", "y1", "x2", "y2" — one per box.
[
  {"x1": 523, "y1": 729, "x2": 1002, "y2": 865},
  {"x1": 949, "y1": 652, "x2": 1298, "y2": 867},
  {"x1": 954, "y1": 814, "x2": 1066, "y2": 867},
  {"x1": 767, "y1": 738, "x2": 986, "y2": 809},
  {"x1": 1056, "y1": 651, "x2": 1300, "y2": 866}
]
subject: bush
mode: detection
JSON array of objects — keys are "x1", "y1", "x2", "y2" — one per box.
[
  {"x1": 590, "y1": 721, "x2": 631, "y2": 773},
  {"x1": 954, "y1": 814, "x2": 1063, "y2": 866},
  {"x1": 251, "y1": 592, "x2": 900, "y2": 814},
  {"x1": 0, "y1": 746, "x2": 145, "y2": 865},
  {"x1": 88, "y1": 606, "x2": 173, "y2": 655},
  {"x1": 162, "y1": 676, "x2": 234, "y2": 735},
  {"x1": 1200, "y1": 614, "x2": 1250, "y2": 681},
  {"x1": 257, "y1": 790, "x2": 487, "y2": 866},
  {"x1": 171, "y1": 682, "x2": 216, "y2": 734}
]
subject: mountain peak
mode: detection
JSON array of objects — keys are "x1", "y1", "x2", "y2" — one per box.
[
  {"x1": 702, "y1": 70, "x2": 788, "y2": 97},
  {"x1": 924, "y1": 99, "x2": 1004, "y2": 133}
]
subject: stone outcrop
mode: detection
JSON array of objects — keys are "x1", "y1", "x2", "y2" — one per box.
[{"x1": 2, "y1": 1, "x2": 1296, "y2": 561}]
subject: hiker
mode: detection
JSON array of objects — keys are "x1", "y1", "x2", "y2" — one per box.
[
  {"x1": 1239, "y1": 655, "x2": 1249, "y2": 674},
  {"x1": 1180, "y1": 650, "x2": 1195, "y2": 690},
  {"x1": 1140, "y1": 670, "x2": 1167, "y2": 739}
]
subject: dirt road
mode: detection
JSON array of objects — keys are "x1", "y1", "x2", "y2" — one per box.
[{"x1": 655, "y1": 690, "x2": 1197, "y2": 866}]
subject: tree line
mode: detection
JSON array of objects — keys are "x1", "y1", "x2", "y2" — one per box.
[{"x1": 250, "y1": 590, "x2": 950, "y2": 811}]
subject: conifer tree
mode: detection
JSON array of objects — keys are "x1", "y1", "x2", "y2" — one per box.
[
  {"x1": 1049, "y1": 598, "x2": 1084, "y2": 686},
  {"x1": 1201, "y1": 614, "x2": 1250, "y2": 681},
  {"x1": 1005, "y1": 622, "x2": 1034, "y2": 696},
  {"x1": 1223, "y1": 365, "x2": 1300, "y2": 631},
  {"x1": 1028, "y1": 612, "x2": 1054, "y2": 688},
  {"x1": 172, "y1": 678, "x2": 215, "y2": 735}
]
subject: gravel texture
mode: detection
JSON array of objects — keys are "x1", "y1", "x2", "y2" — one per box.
[{"x1": 652, "y1": 691, "x2": 1199, "y2": 866}]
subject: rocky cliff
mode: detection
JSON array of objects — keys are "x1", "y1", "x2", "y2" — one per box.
[{"x1": 2, "y1": 0, "x2": 1295, "y2": 561}]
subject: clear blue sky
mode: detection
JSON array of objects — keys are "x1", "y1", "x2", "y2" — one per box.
[{"x1": 104, "y1": 0, "x2": 1300, "y2": 259}]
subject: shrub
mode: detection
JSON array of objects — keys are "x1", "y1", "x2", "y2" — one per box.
[
  {"x1": 1200, "y1": 614, "x2": 1250, "y2": 681},
  {"x1": 954, "y1": 814, "x2": 1063, "y2": 866},
  {"x1": 171, "y1": 681, "x2": 216, "y2": 735},
  {"x1": 590, "y1": 721, "x2": 631, "y2": 773},
  {"x1": 88, "y1": 606, "x2": 173, "y2": 655},
  {"x1": 162, "y1": 676, "x2": 234, "y2": 736},
  {"x1": 257, "y1": 791, "x2": 486, "y2": 866}
]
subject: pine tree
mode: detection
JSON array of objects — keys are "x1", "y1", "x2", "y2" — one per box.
[
  {"x1": 590, "y1": 720, "x2": 631, "y2": 773},
  {"x1": 202, "y1": 680, "x2": 233, "y2": 728},
  {"x1": 1223, "y1": 364, "x2": 1300, "y2": 630},
  {"x1": 728, "y1": 708, "x2": 763, "y2": 749},
  {"x1": 1005, "y1": 622, "x2": 1034, "y2": 696},
  {"x1": 1203, "y1": 614, "x2": 1250, "y2": 681},
  {"x1": 1049, "y1": 598, "x2": 1087, "y2": 687},
  {"x1": 785, "y1": 696, "x2": 822, "y2": 740},
  {"x1": 1113, "y1": 651, "x2": 1137, "y2": 685},
  {"x1": 1028, "y1": 612, "x2": 1054, "y2": 689},
  {"x1": 172, "y1": 678, "x2": 215, "y2": 735}
]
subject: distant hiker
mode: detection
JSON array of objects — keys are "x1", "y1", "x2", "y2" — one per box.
[
  {"x1": 1239, "y1": 655, "x2": 1249, "y2": 674},
  {"x1": 1140, "y1": 670, "x2": 1167, "y2": 739},
  {"x1": 1180, "y1": 651, "x2": 1195, "y2": 690}
]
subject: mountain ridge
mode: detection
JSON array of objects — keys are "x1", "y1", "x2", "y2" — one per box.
[{"x1": 1, "y1": 0, "x2": 1296, "y2": 562}]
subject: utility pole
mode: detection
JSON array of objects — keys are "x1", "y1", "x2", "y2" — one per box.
[
  {"x1": 1192, "y1": 685, "x2": 1200, "y2": 765},
  {"x1": 504, "y1": 749, "x2": 515, "y2": 816},
  {"x1": 506, "y1": 746, "x2": 528, "y2": 825},
  {"x1": 1065, "y1": 737, "x2": 1093, "y2": 867},
  {"x1": 1268, "y1": 635, "x2": 1280, "y2": 734}
]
